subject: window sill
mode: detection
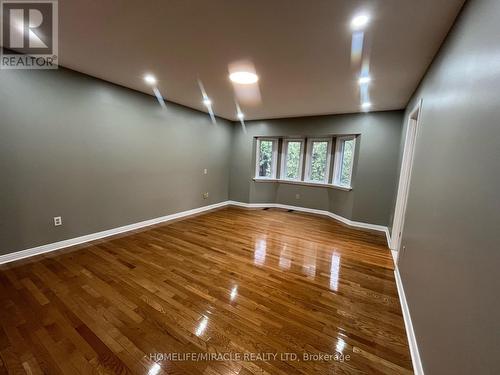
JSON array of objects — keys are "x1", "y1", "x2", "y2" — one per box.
[{"x1": 253, "y1": 178, "x2": 352, "y2": 191}]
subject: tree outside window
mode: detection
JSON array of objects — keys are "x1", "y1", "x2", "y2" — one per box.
[
  {"x1": 340, "y1": 139, "x2": 355, "y2": 186},
  {"x1": 309, "y1": 141, "x2": 328, "y2": 182},
  {"x1": 258, "y1": 140, "x2": 274, "y2": 177},
  {"x1": 285, "y1": 141, "x2": 301, "y2": 179}
]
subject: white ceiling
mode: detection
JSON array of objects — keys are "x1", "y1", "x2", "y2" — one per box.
[{"x1": 58, "y1": 0, "x2": 465, "y2": 120}]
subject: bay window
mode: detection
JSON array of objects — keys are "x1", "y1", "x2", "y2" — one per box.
[{"x1": 254, "y1": 135, "x2": 356, "y2": 190}]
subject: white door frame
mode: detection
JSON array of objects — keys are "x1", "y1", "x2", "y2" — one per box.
[{"x1": 391, "y1": 99, "x2": 423, "y2": 260}]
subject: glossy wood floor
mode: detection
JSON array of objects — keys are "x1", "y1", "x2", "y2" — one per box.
[{"x1": 0, "y1": 207, "x2": 413, "y2": 374}]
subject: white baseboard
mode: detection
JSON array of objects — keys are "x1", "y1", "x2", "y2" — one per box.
[
  {"x1": 227, "y1": 201, "x2": 390, "y2": 243},
  {"x1": 391, "y1": 250, "x2": 398, "y2": 264},
  {"x1": 1, "y1": 200, "x2": 390, "y2": 265},
  {"x1": 394, "y1": 266, "x2": 424, "y2": 375},
  {"x1": 0, "y1": 201, "x2": 228, "y2": 265}
]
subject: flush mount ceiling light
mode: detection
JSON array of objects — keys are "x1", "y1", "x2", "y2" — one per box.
[
  {"x1": 358, "y1": 76, "x2": 371, "y2": 84},
  {"x1": 229, "y1": 71, "x2": 259, "y2": 85},
  {"x1": 143, "y1": 74, "x2": 157, "y2": 85},
  {"x1": 351, "y1": 14, "x2": 370, "y2": 30}
]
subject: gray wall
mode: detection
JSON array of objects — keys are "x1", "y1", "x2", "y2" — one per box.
[
  {"x1": 397, "y1": 0, "x2": 500, "y2": 373},
  {"x1": 229, "y1": 111, "x2": 404, "y2": 226},
  {"x1": 0, "y1": 68, "x2": 233, "y2": 255}
]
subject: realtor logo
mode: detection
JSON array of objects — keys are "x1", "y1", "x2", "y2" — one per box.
[{"x1": 1, "y1": 0, "x2": 58, "y2": 69}]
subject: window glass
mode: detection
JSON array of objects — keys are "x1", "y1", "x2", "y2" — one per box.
[
  {"x1": 333, "y1": 136, "x2": 356, "y2": 188},
  {"x1": 257, "y1": 140, "x2": 275, "y2": 178},
  {"x1": 285, "y1": 141, "x2": 302, "y2": 180},
  {"x1": 339, "y1": 139, "x2": 355, "y2": 186},
  {"x1": 309, "y1": 141, "x2": 329, "y2": 182}
]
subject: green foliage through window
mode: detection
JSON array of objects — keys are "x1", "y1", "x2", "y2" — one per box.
[
  {"x1": 258, "y1": 140, "x2": 274, "y2": 177},
  {"x1": 309, "y1": 141, "x2": 328, "y2": 182},
  {"x1": 255, "y1": 136, "x2": 356, "y2": 188},
  {"x1": 285, "y1": 141, "x2": 301, "y2": 179},
  {"x1": 339, "y1": 139, "x2": 354, "y2": 186}
]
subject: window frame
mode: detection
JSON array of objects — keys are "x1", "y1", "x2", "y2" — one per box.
[
  {"x1": 280, "y1": 138, "x2": 305, "y2": 181},
  {"x1": 332, "y1": 135, "x2": 356, "y2": 188},
  {"x1": 304, "y1": 138, "x2": 332, "y2": 184},
  {"x1": 255, "y1": 137, "x2": 279, "y2": 179}
]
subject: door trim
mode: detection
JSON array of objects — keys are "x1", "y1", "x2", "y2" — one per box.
[{"x1": 390, "y1": 99, "x2": 423, "y2": 258}]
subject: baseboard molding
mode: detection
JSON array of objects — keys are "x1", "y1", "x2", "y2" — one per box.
[
  {"x1": 1, "y1": 200, "x2": 390, "y2": 265},
  {"x1": 391, "y1": 250, "x2": 398, "y2": 264},
  {"x1": 0, "y1": 201, "x2": 228, "y2": 265},
  {"x1": 394, "y1": 266, "x2": 424, "y2": 375},
  {"x1": 227, "y1": 201, "x2": 390, "y2": 244}
]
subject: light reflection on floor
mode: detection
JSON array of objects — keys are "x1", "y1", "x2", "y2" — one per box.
[
  {"x1": 302, "y1": 245, "x2": 317, "y2": 278},
  {"x1": 254, "y1": 236, "x2": 267, "y2": 266},
  {"x1": 330, "y1": 252, "x2": 341, "y2": 291},
  {"x1": 195, "y1": 316, "x2": 209, "y2": 337},
  {"x1": 279, "y1": 244, "x2": 292, "y2": 270}
]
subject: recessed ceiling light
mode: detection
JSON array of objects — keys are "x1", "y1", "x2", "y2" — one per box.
[
  {"x1": 358, "y1": 76, "x2": 371, "y2": 84},
  {"x1": 203, "y1": 98, "x2": 212, "y2": 106},
  {"x1": 361, "y1": 102, "x2": 372, "y2": 109},
  {"x1": 237, "y1": 112, "x2": 245, "y2": 120},
  {"x1": 229, "y1": 71, "x2": 259, "y2": 85},
  {"x1": 144, "y1": 74, "x2": 157, "y2": 85},
  {"x1": 351, "y1": 14, "x2": 370, "y2": 30}
]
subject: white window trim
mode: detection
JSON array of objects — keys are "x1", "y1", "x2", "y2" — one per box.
[
  {"x1": 280, "y1": 139, "x2": 304, "y2": 181},
  {"x1": 253, "y1": 177, "x2": 352, "y2": 191},
  {"x1": 255, "y1": 138, "x2": 279, "y2": 179},
  {"x1": 304, "y1": 138, "x2": 332, "y2": 184},
  {"x1": 333, "y1": 135, "x2": 356, "y2": 189}
]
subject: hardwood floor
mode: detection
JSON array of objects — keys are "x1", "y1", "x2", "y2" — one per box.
[{"x1": 0, "y1": 207, "x2": 413, "y2": 374}]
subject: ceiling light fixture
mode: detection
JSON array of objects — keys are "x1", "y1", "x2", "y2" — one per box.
[
  {"x1": 203, "y1": 98, "x2": 212, "y2": 106},
  {"x1": 358, "y1": 76, "x2": 371, "y2": 84},
  {"x1": 143, "y1": 74, "x2": 157, "y2": 85},
  {"x1": 351, "y1": 14, "x2": 370, "y2": 30},
  {"x1": 229, "y1": 71, "x2": 259, "y2": 85},
  {"x1": 237, "y1": 112, "x2": 245, "y2": 120},
  {"x1": 361, "y1": 102, "x2": 372, "y2": 109}
]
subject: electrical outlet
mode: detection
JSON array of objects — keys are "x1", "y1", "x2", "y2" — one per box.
[
  {"x1": 54, "y1": 216, "x2": 62, "y2": 226},
  {"x1": 295, "y1": 194, "x2": 300, "y2": 200},
  {"x1": 203, "y1": 192, "x2": 209, "y2": 199},
  {"x1": 203, "y1": 168, "x2": 208, "y2": 175}
]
